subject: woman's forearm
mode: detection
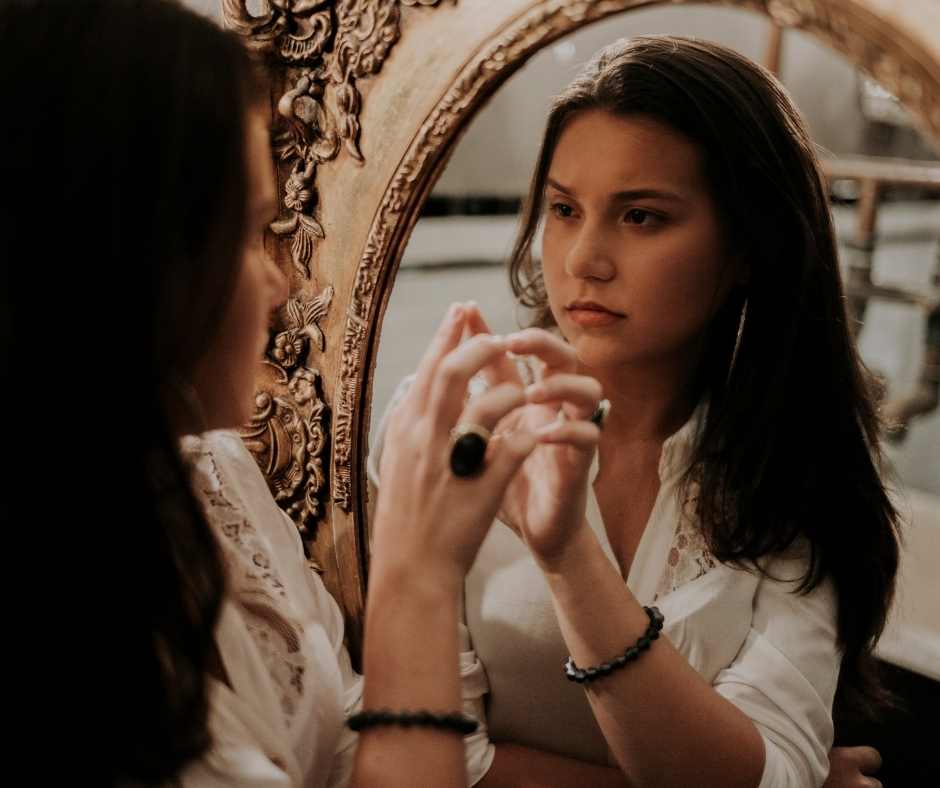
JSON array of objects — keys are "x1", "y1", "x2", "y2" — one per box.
[
  {"x1": 351, "y1": 562, "x2": 467, "y2": 788},
  {"x1": 479, "y1": 742, "x2": 633, "y2": 788},
  {"x1": 538, "y1": 528, "x2": 765, "y2": 788}
]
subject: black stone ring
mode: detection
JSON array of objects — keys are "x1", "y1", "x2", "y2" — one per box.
[
  {"x1": 589, "y1": 398, "x2": 611, "y2": 429},
  {"x1": 449, "y1": 423, "x2": 492, "y2": 478}
]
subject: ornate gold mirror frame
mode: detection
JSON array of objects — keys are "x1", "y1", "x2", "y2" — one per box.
[{"x1": 221, "y1": 0, "x2": 940, "y2": 654}]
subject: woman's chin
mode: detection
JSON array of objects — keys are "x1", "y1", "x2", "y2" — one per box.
[{"x1": 571, "y1": 337, "x2": 632, "y2": 371}]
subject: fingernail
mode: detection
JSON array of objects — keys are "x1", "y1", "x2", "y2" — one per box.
[{"x1": 448, "y1": 303, "x2": 463, "y2": 322}]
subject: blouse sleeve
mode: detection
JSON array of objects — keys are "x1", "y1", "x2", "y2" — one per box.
[
  {"x1": 286, "y1": 510, "x2": 365, "y2": 788},
  {"x1": 712, "y1": 554, "x2": 840, "y2": 788},
  {"x1": 368, "y1": 374, "x2": 497, "y2": 785},
  {"x1": 181, "y1": 752, "x2": 291, "y2": 787},
  {"x1": 179, "y1": 711, "x2": 294, "y2": 787}
]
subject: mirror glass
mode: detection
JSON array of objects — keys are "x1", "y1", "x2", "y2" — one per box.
[{"x1": 372, "y1": 3, "x2": 940, "y2": 496}]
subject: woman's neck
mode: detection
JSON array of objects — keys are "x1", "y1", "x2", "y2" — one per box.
[{"x1": 582, "y1": 357, "x2": 699, "y2": 447}]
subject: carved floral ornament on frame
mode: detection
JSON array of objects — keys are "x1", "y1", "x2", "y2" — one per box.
[{"x1": 222, "y1": 0, "x2": 453, "y2": 278}]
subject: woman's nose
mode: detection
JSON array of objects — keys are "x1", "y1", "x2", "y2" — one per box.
[{"x1": 565, "y1": 225, "x2": 617, "y2": 282}]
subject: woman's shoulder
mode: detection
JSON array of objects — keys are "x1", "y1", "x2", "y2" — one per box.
[
  {"x1": 182, "y1": 429, "x2": 261, "y2": 483},
  {"x1": 181, "y1": 430, "x2": 281, "y2": 525}
]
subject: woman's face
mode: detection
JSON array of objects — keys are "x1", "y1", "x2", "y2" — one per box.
[
  {"x1": 191, "y1": 109, "x2": 287, "y2": 430},
  {"x1": 541, "y1": 110, "x2": 737, "y2": 373}
]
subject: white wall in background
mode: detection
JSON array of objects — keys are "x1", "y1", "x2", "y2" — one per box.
[{"x1": 434, "y1": 3, "x2": 937, "y2": 198}]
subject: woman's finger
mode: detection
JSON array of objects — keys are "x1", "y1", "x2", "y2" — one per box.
[
  {"x1": 525, "y1": 373, "x2": 603, "y2": 420},
  {"x1": 411, "y1": 303, "x2": 466, "y2": 403},
  {"x1": 459, "y1": 382, "x2": 526, "y2": 434},
  {"x1": 484, "y1": 428, "x2": 538, "y2": 489},
  {"x1": 428, "y1": 333, "x2": 508, "y2": 429},
  {"x1": 463, "y1": 301, "x2": 493, "y2": 335},
  {"x1": 824, "y1": 746, "x2": 883, "y2": 788},
  {"x1": 850, "y1": 747, "x2": 882, "y2": 774},
  {"x1": 463, "y1": 302, "x2": 521, "y2": 387},
  {"x1": 504, "y1": 328, "x2": 578, "y2": 372},
  {"x1": 534, "y1": 419, "x2": 601, "y2": 452}
]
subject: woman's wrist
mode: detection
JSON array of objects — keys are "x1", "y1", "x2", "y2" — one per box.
[
  {"x1": 362, "y1": 554, "x2": 464, "y2": 709},
  {"x1": 368, "y1": 554, "x2": 464, "y2": 607},
  {"x1": 532, "y1": 523, "x2": 600, "y2": 576}
]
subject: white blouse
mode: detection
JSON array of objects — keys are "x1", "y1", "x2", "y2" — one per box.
[
  {"x1": 178, "y1": 430, "x2": 361, "y2": 787},
  {"x1": 175, "y1": 430, "x2": 494, "y2": 786},
  {"x1": 371, "y1": 377, "x2": 841, "y2": 788}
]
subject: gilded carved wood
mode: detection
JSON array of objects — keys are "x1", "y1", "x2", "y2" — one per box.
[
  {"x1": 224, "y1": 0, "x2": 453, "y2": 278},
  {"x1": 222, "y1": 0, "x2": 452, "y2": 527},
  {"x1": 239, "y1": 286, "x2": 333, "y2": 544},
  {"x1": 224, "y1": 0, "x2": 940, "y2": 646}
]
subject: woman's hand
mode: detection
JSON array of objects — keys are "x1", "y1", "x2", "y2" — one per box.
[
  {"x1": 359, "y1": 303, "x2": 542, "y2": 788},
  {"x1": 371, "y1": 303, "x2": 540, "y2": 587},
  {"x1": 823, "y1": 746, "x2": 882, "y2": 788},
  {"x1": 463, "y1": 305, "x2": 603, "y2": 567}
]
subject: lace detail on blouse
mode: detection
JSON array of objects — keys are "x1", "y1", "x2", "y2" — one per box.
[
  {"x1": 186, "y1": 442, "x2": 308, "y2": 725},
  {"x1": 653, "y1": 476, "x2": 717, "y2": 601}
]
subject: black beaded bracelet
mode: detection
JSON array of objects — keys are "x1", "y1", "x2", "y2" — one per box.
[
  {"x1": 564, "y1": 605, "x2": 665, "y2": 684},
  {"x1": 347, "y1": 708, "x2": 479, "y2": 736}
]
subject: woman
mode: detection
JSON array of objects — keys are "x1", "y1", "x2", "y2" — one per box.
[
  {"x1": 371, "y1": 36, "x2": 898, "y2": 787},
  {"x1": 2, "y1": 1, "x2": 602, "y2": 785}
]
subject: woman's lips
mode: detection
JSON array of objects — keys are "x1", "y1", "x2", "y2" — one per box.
[{"x1": 566, "y1": 302, "x2": 625, "y2": 327}]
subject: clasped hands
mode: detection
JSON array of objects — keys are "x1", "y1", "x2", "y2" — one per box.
[{"x1": 372, "y1": 302, "x2": 604, "y2": 587}]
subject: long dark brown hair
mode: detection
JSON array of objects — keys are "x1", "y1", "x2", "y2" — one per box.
[
  {"x1": 2, "y1": 0, "x2": 263, "y2": 782},
  {"x1": 510, "y1": 36, "x2": 900, "y2": 715}
]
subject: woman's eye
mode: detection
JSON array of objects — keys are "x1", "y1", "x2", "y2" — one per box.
[
  {"x1": 551, "y1": 202, "x2": 574, "y2": 218},
  {"x1": 625, "y1": 208, "x2": 655, "y2": 225}
]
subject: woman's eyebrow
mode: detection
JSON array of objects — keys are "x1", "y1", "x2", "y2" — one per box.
[
  {"x1": 545, "y1": 177, "x2": 574, "y2": 195},
  {"x1": 610, "y1": 188, "x2": 685, "y2": 203},
  {"x1": 546, "y1": 176, "x2": 684, "y2": 203}
]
